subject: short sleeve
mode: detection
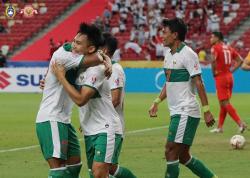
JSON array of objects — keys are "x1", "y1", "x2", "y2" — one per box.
[
  {"x1": 183, "y1": 49, "x2": 202, "y2": 77},
  {"x1": 109, "y1": 66, "x2": 124, "y2": 90},
  {"x1": 81, "y1": 66, "x2": 105, "y2": 91},
  {"x1": 53, "y1": 47, "x2": 84, "y2": 70}
]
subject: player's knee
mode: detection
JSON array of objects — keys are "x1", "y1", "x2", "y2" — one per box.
[
  {"x1": 47, "y1": 158, "x2": 65, "y2": 168},
  {"x1": 165, "y1": 142, "x2": 178, "y2": 160},
  {"x1": 93, "y1": 168, "x2": 108, "y2": 178},
  {"x1": 92, "y1": 162, "x2": 109, "y2": 178},
  {"x1": 179, "y1": 153, "x2": 190, "y2": 164},
  {"x1": 66, "y1": 156, "x2": 81, "y2": 165},
  {"x1": 220, "y1": 99, "x2": 230, "y2": 106},
  {"x1": 109, "y1": 164, "x2": 118, "y2": 175}
]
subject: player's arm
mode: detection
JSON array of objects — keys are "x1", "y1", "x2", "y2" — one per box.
[
  {"x1": 241, "y1": 59, "x2": 250, "y2": 70},
  {"x1": 39, "y1": 68, "x2": 49, "y2": 90},
  {"x1": 57, "y1": 48, "x2": 112, "y2": 78},
  {"x1": 231, "y1": 56, "x2": 243, "y2": 73},
  {"x1": 111, "y1": 88, "x2": 122, "y2": 107},
  {"x1": 185, "y1": 51, "x2": 215, "y2": 127},
  {"x1": 148, "y1": 83, "x2": 167, "y2": 118},
  {"x1": 80, "y1": 51, "x2": 112, "y2": 78},
  {"x1": 210, "y1": 49, "x2": 217, "y2": 76},
  {"x1": 192, "y1": 75, "x2": 215, "y2": 127},
  {"x1": 230, "y1": 48, "x2": 243, "y2": 73},
  {"x1": 51, "y1": 62, "x2": 95, "y2": 106},
  {"x1": 109, "y1": 68, "x2": 124, "y2": 107}
]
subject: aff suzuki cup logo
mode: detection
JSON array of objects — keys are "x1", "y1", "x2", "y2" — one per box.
[
  {"x1": 5, "y1": 4, "x2": 16, "y2": 18},
  {"x1": 20, "y1": 5, "x2": 38, "y2": 18},
  {"x1": 0, "y1": 71, "x2": 11, "y2": 89}
]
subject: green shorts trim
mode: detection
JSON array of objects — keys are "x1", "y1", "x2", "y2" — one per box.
[
  {"x1": 36, "y1": 121, "x2": 81, "y2": 160},
  {"x1": 84, "y1": 133, "x2": 123, "y2": 169},
  {"x1": 167, "y1": 115, "x2": 200, "y2": 146}
]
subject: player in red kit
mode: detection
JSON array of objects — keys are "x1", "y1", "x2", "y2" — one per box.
[{"x1": 209, "y1": 32, "x2": 247, "y2": 133}]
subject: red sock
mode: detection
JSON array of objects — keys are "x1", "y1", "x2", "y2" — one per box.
[
  {"x1": 218, "y1": 106, "x2": 227, "y2": 128},
  {"x1": 225, "y1": 104, "x2": 241, "y2": 126}
]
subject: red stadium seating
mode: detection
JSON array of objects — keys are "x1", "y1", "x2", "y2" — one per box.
[{"x1": 0, "y1": 0, "x2": 75, "y2": 51}]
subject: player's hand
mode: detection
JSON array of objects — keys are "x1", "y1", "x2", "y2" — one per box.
[
  {"x1": 39, "y1": 79, "x2": 45, "y2": 90},
  {"x1": 204, "y1": 111, "x2": 215, "y2": 127},
  {"x1": 51, "y1": 61, "x2": 66, "y2": 82},
  {"x1": 99, "y1": 51, "x2": 112, "y2": 79},
  {"x1": 148, "y1": 103, "x2": 158, "y2": 118}
]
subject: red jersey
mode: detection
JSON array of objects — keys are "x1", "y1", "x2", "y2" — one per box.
[{"x1": 211, "y1": 42, "x2": 240, "y2": 76}]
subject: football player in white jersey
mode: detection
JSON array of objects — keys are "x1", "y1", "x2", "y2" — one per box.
[
  {"x1": 101, "y1": 33, "x2": 136, "y2": 178},
  {"x1": 36, "y1": 23, "x2": 111, "y2": 178},
  {"x1": 51, "y1": 55, "x2": 123, "y2": 178},
  {"x1": 42, "y1": 32, "x2": 136, "y2": 178},
  {"x1": 149, "y1": 18, "x2": 218, "y2": 178}
]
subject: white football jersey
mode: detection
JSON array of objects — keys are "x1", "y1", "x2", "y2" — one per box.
[
  {"x1": 36, "y1": 45, "x2": 83, "y2": 123},
  {"x1": 77, "y1": 65, "x2": 123, "y2": 136},
  {"x1": 163, "y1": 43, "x2": 201, "y2": 118},
  {"x1": 108, "y1": 62, "x2": 125, "y2": 135}
]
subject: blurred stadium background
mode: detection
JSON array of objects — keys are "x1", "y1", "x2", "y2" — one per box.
[{"x1": 0, "y1": 0, "x2": 250, "y2": 178}]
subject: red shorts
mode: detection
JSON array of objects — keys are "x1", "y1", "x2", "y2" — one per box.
[{"x1": 215, "y1": 73, "x2": 233, "y2": 101}]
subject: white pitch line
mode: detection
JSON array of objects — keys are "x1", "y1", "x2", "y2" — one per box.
[
  {"x1": 126, "y1": 125, "x2": 168, "y2": 135},
  {"x1": 0, "y1": 145, "x2": 40, "y2": 153},
  {"x1": 0, "y1": 125, "x2": 168, "y2": 154}
]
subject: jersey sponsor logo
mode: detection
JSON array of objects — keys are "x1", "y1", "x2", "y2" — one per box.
[{"x1": 0, "y1": 71, "x2": 11, "y2": 89}]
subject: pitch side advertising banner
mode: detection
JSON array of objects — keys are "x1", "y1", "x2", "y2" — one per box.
[
  {"x1": 0, "y1": 68, "x2": 47, "y2": 93},
  {"x1": 0, "y1": 67, "x2": 249, "y2": 93}
]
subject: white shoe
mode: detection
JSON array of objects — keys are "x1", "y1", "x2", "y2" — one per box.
[
  {"x1": 210, "y1": 128, "x2": 223, "y2": 133},
  {"x1": 238, "y1": 123, "x2": 247, "y2": 133}
]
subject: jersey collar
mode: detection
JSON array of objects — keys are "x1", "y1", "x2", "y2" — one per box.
[
  {"x1": 170, "y1": 42, "x2": 185, "y2": 54},
  {"x1": 176, "y1": 42, "x2": 185, "y2": 53},
  {"x1": 63, "y1": 43, "x2": 72, "y2": 52}
]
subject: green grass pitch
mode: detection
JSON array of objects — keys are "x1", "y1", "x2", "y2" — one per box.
[{"x1": 0, "y1": 93, "x2": 249, "y2": 178}]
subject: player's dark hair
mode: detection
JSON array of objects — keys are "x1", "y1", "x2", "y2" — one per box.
[
  {"x1": 162, "y1": 18, "x2": 187, "y2": 42},
  {"x1": 212, "y1": 31, "x2": 224, "y2": 41},
  {"x1": 101, "y1": 32, "x2": 118, "y2": 57},
  {"x1": 78, "y1": 22, "x2": 104, "y2": 51}
]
